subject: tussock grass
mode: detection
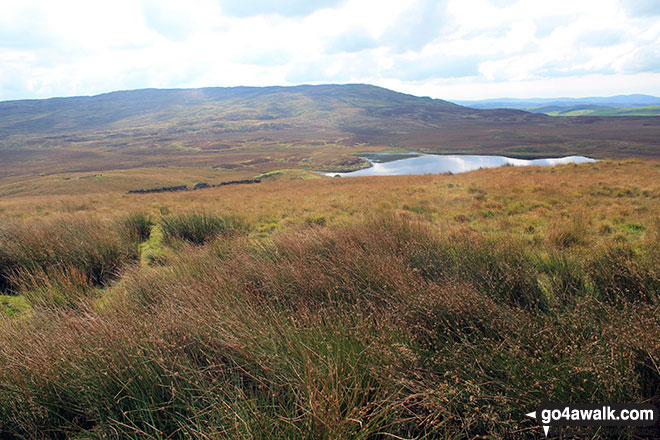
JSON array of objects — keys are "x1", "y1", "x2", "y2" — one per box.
[
  {"x1": 1, "y1": 213, "x2": 659, "y2": 438},
  {"x1": 0, "y1": 215, "x2": 139, "y2": 294},
  {"x1": 548, "y1": 211, "x2": 588, "y2": 248},
  {"x1": 16, "y1": 265, "x2": 94, "y2": 309},
  {"x1": 0, "y1": 161, "x2": 659, "y2": 438},
  {"x1": 119, "y1": 211, "x2": 153, "y2": 243},
  {"x1": 160, "y1": 212, "x2": 247, "y2": 245},
  {"x1": 588, "y1": 242, "x2": 660, "y2": 303}
]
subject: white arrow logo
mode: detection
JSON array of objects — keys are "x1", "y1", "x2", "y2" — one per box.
[{"x1": 526, "y1": 411, "x2": 550, "y2": 436}]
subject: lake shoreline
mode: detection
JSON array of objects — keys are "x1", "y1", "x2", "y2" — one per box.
[{"x1": 324, "y1": 152, "x2": 596, "y2": 177}]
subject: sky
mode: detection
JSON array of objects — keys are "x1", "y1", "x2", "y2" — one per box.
[{"x1": 1, "y1": 0, "x2": 660, "y2": 101}]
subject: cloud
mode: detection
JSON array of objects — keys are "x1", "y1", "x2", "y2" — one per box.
[
  {"x1": 578, "y1": 28, "x2": 625, "y2": 47},
  {"x1": 617, "y1": 45, "x2": 660, "y2": 74},
  {"x1": 284, "y1": 50, "x2": 391, "y2": 84},
  {"x1": 376, "y1": 0, "x2": 452, "y2": 52},
  {"x1": 380, "y1": 72, "x2": 660, "y2": 100},
  {"x1": 620, "y1": 0, "x2": 660, "y2": 17},
  {"x1": 218, "y1": 0, "x2": 345, "y2": 17},
  {"x1": 326, "y1": 28, "x2": 378, "y2": 54},
  {"x1": 324, "y1": 0, "x2": 452, "y2": 55},
  {"x1": 140, "y1": 0, "x2": 209, "y2": 41},
  {"x1": 390, "y1": 57, "x2": 482, "y2": 80},
  {"x1": 386, "y1": 47, "x2": 485, "y2": 80},
  {"x1": 1, "y1": 0, "x2": 660, "y2": 101},
  {"x1": 234, "y1": 48, "x2": 292, "y2": 66}
]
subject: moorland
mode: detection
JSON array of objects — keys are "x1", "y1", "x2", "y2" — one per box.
[
  {"x1": 2, "y1": 84, "x2": 660, "y2": 180},
  {"x1": 0, "y1": 84, "x2": 659, "y2": 439}
]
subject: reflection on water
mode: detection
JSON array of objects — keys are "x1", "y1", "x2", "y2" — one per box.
[{"x1": 327, "y1": 153, "x2": 595, "y2": 177}]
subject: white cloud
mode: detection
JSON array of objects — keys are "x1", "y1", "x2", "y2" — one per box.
[
  {"x1": 1, "y1": 0, "x2": 660, "y2": 100},
  {"x1": 380, "y1": 72, "x2": 660, "y2": 100}
]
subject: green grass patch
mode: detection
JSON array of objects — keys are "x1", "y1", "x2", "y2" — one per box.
[
  {"x1": 139, "y1": 224, "x2": 169, "y2": 266},
  {"x1": 256, "y1": 169, "x2": 323, "y2": 181},
  {"x1": 0, "y1": 294, "x2": 31, "y2": 318}
]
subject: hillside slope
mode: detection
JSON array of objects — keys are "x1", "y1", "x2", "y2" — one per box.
[
  {"x1": 1, "y1": 84, "x2": 659, "y2": 178},
  {"x1": 0, "y1": 84, "x2": 464, "y2": 136}
]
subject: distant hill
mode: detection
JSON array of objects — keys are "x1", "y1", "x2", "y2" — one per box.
[
  {"x1": 0, "y1": 84, "x2": 463, "y2": 136},
  {"x1": 543, "y1": 105, "x2": 660, "y2": 117},
  {"x1": 1, "y1": 84, "x2": 660, "y2": 178},
  {"x1": 455, "y1": 95, "x2": 660, "y2": 116}
]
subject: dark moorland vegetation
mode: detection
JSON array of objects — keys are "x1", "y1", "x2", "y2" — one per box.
[{"x1": 0, "y1": 160, "x2": 659, "y2": 439}]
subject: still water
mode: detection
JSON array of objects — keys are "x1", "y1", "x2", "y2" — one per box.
[{"x1": 327, "y1": 153, "x2": 595, "y2": 177}]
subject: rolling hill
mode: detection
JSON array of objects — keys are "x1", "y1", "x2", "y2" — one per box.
[{"x1": 1, "y1": 84, "x2": 660, "y2": 178}]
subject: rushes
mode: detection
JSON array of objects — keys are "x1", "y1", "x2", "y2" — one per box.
[
  {"x1": 160, "y1": 212, "x2": 247, "y2": 245},
  {"x1": 548, "y1": 211, "x2": 588, "y2": 248},
  {"x1": 0, "y1": 215, "x2": 139, "y2": 294},
  {"x1": 588, "y1": 243, "x2": 660, "y2": 303},
  {"x1": 119, "y1": 211, "x2": 153, "y2": 242},
  {"x1": 1, "y1": 212, "x2": 659, "y2": 438},
  {"x1": 15, "y1": 265, "x2": 94, "y2": 308}
]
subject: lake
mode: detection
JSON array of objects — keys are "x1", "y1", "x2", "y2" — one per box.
[{"x1": 326, "y1": 153, "x2": 596, "y2": 177}]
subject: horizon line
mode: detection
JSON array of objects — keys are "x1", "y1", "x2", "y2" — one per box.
[{"x1": 1, "y1": 82, "x2": 659, "y2": 104}]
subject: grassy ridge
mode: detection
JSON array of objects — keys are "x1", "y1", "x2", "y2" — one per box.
[{"x1": 0, "y1": 160, "x2": 659, "y2": 438}]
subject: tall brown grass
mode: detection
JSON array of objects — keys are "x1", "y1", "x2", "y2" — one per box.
[
  {"x1": 160, "y1": 211, "x2": 247, "y2": 245},
  {"x1": 0, "y1": 215, "x2": 139, "y2": 296},
  {"x1": 0, "y1": 161, "x2": 659, "y2": 438},
  {"x1": 0, "y1": 212, "x2": 658, "y2": 438}
]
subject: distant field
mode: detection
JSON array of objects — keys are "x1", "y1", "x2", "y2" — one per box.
[
  {"x1": 545, "y1": 105, "x2": 660, "y2": 117},
  {"x1": 457, "y1": 94, "x2": 660, "y2": 118}
]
